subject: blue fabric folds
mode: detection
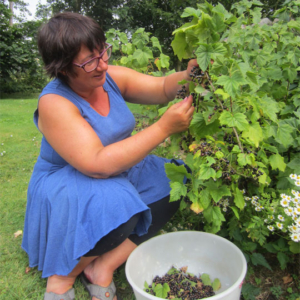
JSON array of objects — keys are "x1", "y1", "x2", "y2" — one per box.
[{"x1": 22, "y1": 74, "x2": 183, "y2": 278}]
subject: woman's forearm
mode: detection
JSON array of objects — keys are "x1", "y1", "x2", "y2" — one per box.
[{"x1": 89, "y1": 122, "x2": 168, "y2": 178}]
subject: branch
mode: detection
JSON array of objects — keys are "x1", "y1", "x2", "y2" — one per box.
[{"x1": 232, "y1": 127, "x2": 243, "y2": 153}]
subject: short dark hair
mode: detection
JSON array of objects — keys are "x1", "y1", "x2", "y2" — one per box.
[{"x1": 38, "y1": 12, "x2": 106, "y2": 82}]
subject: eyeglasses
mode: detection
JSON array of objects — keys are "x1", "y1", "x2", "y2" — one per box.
[{"x1": 73, "y1": 43, "x2": 112, "y2": 73}]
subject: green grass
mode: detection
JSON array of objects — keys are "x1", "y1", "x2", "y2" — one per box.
[{"x1": 0, "y1": 99, "x2": 137, "y2": 299}]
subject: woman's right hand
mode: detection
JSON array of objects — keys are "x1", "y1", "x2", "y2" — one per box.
[{"x1": 157, "y1": 94, "x2": 195, "y2": 136}]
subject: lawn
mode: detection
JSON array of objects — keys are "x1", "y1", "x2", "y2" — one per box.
[
  {"x1": 0, "y1": 99, "x2": 299, "y2": 300},
  {"x1": 0, "y1": 99, "x2": 141, "y2": 300}
]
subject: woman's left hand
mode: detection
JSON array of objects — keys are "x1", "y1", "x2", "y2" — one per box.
[{"x1": 184, "y1": 59, "x2": 199, "y2": 81}]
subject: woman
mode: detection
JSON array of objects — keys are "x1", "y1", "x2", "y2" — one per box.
[{"x1": 22, "y1": 12, "x2": 195, "y2": 300}]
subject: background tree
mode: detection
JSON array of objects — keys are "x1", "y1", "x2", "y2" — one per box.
[
  {"x1": 45, "y1": 0, "x2": 123, "y2": 31},
  {"x1": 0, "y1": 2, "x2": 47, "y2": 94}
]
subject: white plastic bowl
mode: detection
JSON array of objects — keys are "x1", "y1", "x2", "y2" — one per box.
[{"x1": 125, "y1": 231, "x2": 247, "y2": 300}]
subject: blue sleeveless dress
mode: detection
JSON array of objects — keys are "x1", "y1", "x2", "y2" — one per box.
[{"x1": 22, "y1": 74, "x2": 183, "y2": 278}]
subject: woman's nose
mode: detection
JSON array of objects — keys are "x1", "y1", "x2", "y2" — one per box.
[{"x1": 96, "y1": 58, "x2": 108, "y2": 71}]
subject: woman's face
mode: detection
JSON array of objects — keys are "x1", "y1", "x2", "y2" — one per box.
[{"x1": 68, "y1": 44, "x2": 109, "y2": 92}]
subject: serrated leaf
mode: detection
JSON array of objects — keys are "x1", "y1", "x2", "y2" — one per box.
[
  {"x1": 288, "y1": 241, "x2": 300, "y2": 254},
  {"x1": 214, "y1": 88, "x2": 230, "y2": 100},
  {"x1": 269, "y1": 153, "x2": 286, "y2": 172},
  {"x1": 199, "y1": 165, "x2": 216, "y2": 180},
  {"x1": 190, "y1": 202, "x2": 204, "y2": 214},
  {"x1": 170, "y1": 181, "x2": 187, "y2": 202},
  {"x1": 167, "y1": 267, "x2": 178, "y2": 275},
  {"x1": 159, "y1": 53, "x2": 170, "y2": 69},
  {"x1": 230, "y1": 206, "x2": 240, "y2": 219},
  {"x1": 154, "y1": 283, "x2": 170, "y2": 298},
  {"x1": 201, "y1": 273, "x2": 211, "y2": 285},
  {"x1": 200, "y1": 189, "x2": 211, "y2": 209},
  {"x1": 216, "y1": 72, "x2": 247, "y2": 97},
  {"x1": 275, "y1": 123, "x2": 294, "y2": 148},
  {"x1": 171, "y1": 32, "x2": 193, "y2": 60},
  {"x1": 212, "y1": 206, "x2": 226, "y2": 223},
  {"x1": 277, "y1": 252, "x2": 289, "y2": 270},
  {"x1": 287, "y1": 158, "x2": 300, "y2": 171},
  {"x1": 165, "y1": 163, "x2": 190, "y2": 182},
  {"x1": 205, "y1": 180, "x2": 231, "y2": 203},
  {"x1": 132, "y1": 49, "x2": 152, "y2": 67},
  {"x1": 151, "y1": 36, "x2": 162, "y2": 52},
  {"x1": 195, "y1": 43, "x2": 227, "y2": 71},
  {"x1": 242, "y1": 122, "x2": 263, "y2": 147},
  {"x1": 144, "y1": 281, "x2": 149, "y2": 289},
  {"x1": 190, "y1": 113, "x2": 220, "y2": 138},
  {"x1": 237, "y1": 152, "x2": 255, "y2": 166},
  {"x1": 256, "y1": 95, "x2": 280, "y2": 122},
  {"x1": 212, "y1": 278, "x2": 221, "y2": 291},
  {"x1": 234, "y1": 187, "x2": 245, "y2": 210},
  {"x1": 219, "y1": 111, "x2": 249, "y2": 131},
  {"x1": 181, "y1": 7, "x2": 201, "y2": 18},
  {"x1": 119, "y1": 32, "x2": 128, "y2": 44},
  {"x1": 242, "y1": 283, "x2": 261, "y2": 300},
  {"x1": 251, "y1": 253, "x2": 272, "y2": 270}
]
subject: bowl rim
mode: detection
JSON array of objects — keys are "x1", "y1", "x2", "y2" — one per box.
[{"x1": 125, "y1": 231, "x2": 247, "y2": 300}]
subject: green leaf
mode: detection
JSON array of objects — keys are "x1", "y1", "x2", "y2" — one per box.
[
  {"x1": 288, "y1": 241, "x2": 300, "y2": 254},
  {"x1": 216, "y1": 72, "x2": 247, "y2": 97},
  {"x1": 242, "y1": 283, "x2": 261, "y2": 300},
  {"x1": 199, "y1": 165, "x2": 216, "y2": 180},
  {"x1": 199, "y1": 188, "x2": 211, "y2": 209},
  {"x1": 230, "y1": 206, "x2": 240, "y2": 219},
  {"x1": 277, "y1": 252, "x2": 289, "y2": 270},
  {"x1": 144, "y1": 281, "x2": 149, "y2": 289},
  {"x1": 219, "y1": 111, "x2": 249, "y2": 131},
  {"x1": 234, "y1": 187, "x2": 245, "y2": 210},
  {"x1": 151, "y1": 37, "x2": 162, "y2": 52},
  {"x1": 195, "y1": 43, "x2": 227, "y2": 71},
  {"x1": 154, "y1": 283, "x2": 170, "y2": 298},
  {"x1": 251, "y1": 253, "x2": 272, "y2": 270},
  {"x1": 170, "y1": 182, "x2": 187, "y2": 202},
  {"x1": 181, "y1": 7, "x2": 201, "y2": 18},
  {"x1": 119, "y1": 32, "x2": 128, "y2": 44},
  {"x1": 275, "y1": 123, "x2": 294, "y2": 148},
  {"x1": 132, "y1": 49, "x2": 152, "y2": 67},
  {"x1": 250, "y1": 7, "x2": 262, "y2": 24},
  {"x1": 171, "y1": 32, "x2": 193, "y2": 60},
  {"x1": 287, "y1": 158, "x2": 300, "y2": 171},
  {"x1": 269, "y1": 153, "x2": 286, "y2": 172},
  {"x1": 159, "y1": 53, "x2": 170, "y2": 69},
  {"x1": 201, "y1": 274, "x2": 211, "y2": 285},
  {"x1": 165, "y1": 163, "x2": 190, "y2": 182},
  {"x1": 237, "y1": 153, "x2": 255, "y2": 167},
  {"x1": 257, "y1": 95, "x2": 280, "y2": 122},
  {"x1": 212, "y1": 278, "x2": 221, "y2": 291},
  {"x1": 241, "y1": 122, "x2": 263, "y2": 147},
  {"x1": 205, "y1": 180, "x2": 231, "y2": 203},
  {"x1": 190, "y1": 113, "x2": 220, "y2": 138},
  {"x1": 212, "y1": 206, "x2": 226, "y2": 223}
]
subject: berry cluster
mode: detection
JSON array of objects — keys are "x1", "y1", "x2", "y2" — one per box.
[
  {"x1": 176, "y1": 85, "x2": 188, "y2": 99},
  {"x1": 145, "y1": 266, "x2": 215, "y2": 299},
  {"x1": 190, "y1": 141, "x2": 236, "y2": 185},
  {"x1": 190, "y1": 66, "x2": 205, "y2": 84}
]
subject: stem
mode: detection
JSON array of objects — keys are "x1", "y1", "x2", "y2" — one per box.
[
  {"x1": 285, "y1": 81, "x2": 290, "y2": 102},
  {"x1": 205, "y1": 72, "x2": 224, "y2": 109},
  {"x1": 233, "y1": 127, "x2": 243, "y2": 153}
]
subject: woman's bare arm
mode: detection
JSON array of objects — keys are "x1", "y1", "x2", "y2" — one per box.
[{"x1": 38, "y1": 94, "x2": 194, "y2": 178}]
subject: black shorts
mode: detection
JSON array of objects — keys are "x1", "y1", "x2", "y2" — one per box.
[{"x1": 83, "y1": 195, "x2": 179, "y2": 257}]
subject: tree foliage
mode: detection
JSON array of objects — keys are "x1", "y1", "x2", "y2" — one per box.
[{"x1": 0, "y1": 2, "x2": 47, "y2": 94}]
